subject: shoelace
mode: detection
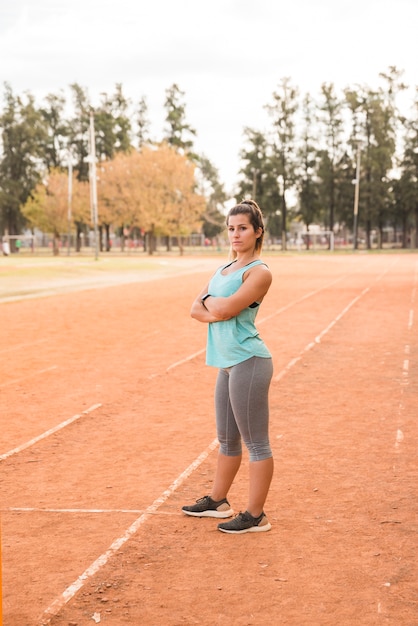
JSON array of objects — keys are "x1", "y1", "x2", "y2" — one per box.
[
  {"x1": 238, "y1": 511, "x2": 262, "y2": 523},
  {"x1": 196, "y1": 495, "x2": 211, "y2": 504}
]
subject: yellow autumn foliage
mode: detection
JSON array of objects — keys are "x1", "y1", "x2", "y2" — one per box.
[
  {"x1": 98, "y1": 143, "x2": 205, "y2": 234},
  {"x1": 22, "y1": 169, "x2": 89, "y2": 236}
]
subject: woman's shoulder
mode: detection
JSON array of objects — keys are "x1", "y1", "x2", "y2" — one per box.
[
  {"x1": 247, "y1": 259, "x2": 271, "y2": 273},
  {"x1": 245, "y1": 260, "x2": 272, "y2": 283}
]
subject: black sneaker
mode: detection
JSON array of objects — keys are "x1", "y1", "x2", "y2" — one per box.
[
  {"x1": 182, "y1": 495, "x2": 233, "y2": 518},
  {"x1": 218, "y1": 510, "x2": 271, "y2": 533}
]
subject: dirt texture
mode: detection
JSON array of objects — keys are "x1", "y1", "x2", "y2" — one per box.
[{"x1": 1, "y1": 254, "x2": 417, "y2": 626}]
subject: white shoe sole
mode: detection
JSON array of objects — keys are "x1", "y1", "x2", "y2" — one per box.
[{"x1": 182, "y1": 508, "x2": 234, "y2": 519}]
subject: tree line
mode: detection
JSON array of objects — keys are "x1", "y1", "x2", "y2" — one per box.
[
  {"x1": 237, "y1": 66, "x2": 418, "y2": 250},
  {"x1": 1, "y1": 66, "x2": 418, "y2": 254},
  {"x1": 0, "y1": 82, "x2": 226, "y2": 254}
]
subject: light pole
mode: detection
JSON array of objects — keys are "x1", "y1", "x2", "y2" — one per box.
[
  {"x1": 88, "y1": 111, "x2": 99, "y2": 260},
  {"x1": 251, "y1": 168, "x2": 258, "y2": 200},
  {"x1": 353, "y1": 143, "x2": 361, "y2": 250},
  {"x1": 67, "y1": 158, "x2": 72, "y2": 256},
  {"x1": 278, "y1": 175, "x2": 286, "y2": 251}
]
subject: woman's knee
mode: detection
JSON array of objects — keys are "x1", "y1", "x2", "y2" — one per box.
[
  {"x1": 246, "y1": 441, "x2": 272, "y2": 462},
  {"x1": 219, "y1": 440, "x2": 242, "y2": 457}
]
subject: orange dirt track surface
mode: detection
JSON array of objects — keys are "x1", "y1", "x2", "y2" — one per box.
[{"x1": 1, "y1": 253, "x2": 417, "y2": 626}]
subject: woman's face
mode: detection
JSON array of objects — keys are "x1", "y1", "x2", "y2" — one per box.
[{"x1": 227, "y1": 213, "x2": 261, "y2": 254}]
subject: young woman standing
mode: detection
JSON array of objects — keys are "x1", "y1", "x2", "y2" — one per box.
[{"x1": 182, "y1": 199, "x2": 274, "y2": 534}]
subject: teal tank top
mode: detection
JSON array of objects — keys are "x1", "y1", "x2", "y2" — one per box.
[{"x1": 205, "y1": 259, "x2": 272, "y2": 368}]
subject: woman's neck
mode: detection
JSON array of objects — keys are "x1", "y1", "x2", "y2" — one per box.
[{"x1": 233, "y1": 252, "x2": 260, "y2": 266}]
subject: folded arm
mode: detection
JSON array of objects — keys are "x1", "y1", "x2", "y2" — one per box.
[{"x1": 190, "y1": 265, "x2": 272, "y2": 323}]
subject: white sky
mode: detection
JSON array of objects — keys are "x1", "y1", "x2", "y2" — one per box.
[{"x1": 1, "y1": 0, "x2": 417, "y2": 194}]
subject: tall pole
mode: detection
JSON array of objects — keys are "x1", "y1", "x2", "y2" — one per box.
[
  {"x1": 89, "y1": 111, "x2": 99, "y2": 260},
  {"x1": 67, "y1": 159, "x2": 72, "y2": 256},
  {"x1": 353, "y1": 143, "x2": 361, "y2": 250},
  {"x1": 252, "y1": 168, "x2": 258, "y2": 200}
]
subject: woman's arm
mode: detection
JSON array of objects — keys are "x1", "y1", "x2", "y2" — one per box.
[
  {"x1": 203, "y1": 265, "x2": 272, "y2": 320},
  {"x1": 190, "y1": 286, "x2": 225, "y2": 323}
]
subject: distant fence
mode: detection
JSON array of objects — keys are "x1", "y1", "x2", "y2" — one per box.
[{"x1": 2, "y1": 228, "x2": 415, "y2": 257}]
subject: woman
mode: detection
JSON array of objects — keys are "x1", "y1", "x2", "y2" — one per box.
[{"x1": 182, "y1": 199, "x2": 274, "y2": 534}]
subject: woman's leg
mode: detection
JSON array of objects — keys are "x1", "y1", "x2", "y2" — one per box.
[
  {"x1": 228, "y1": 357, "x2": 274, "y2": 516},
  {"x1": 211, "y1": 452, "x2": 242, "y2": 501},
  {"x1": 247, "y1": 457, "x2": 274, "y2": 517},
  {"x1": 212, "y1": 368, "x2": 242, "y2": 501}
]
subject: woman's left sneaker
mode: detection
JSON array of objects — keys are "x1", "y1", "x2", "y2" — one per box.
[{"x1": 217, "y1": 510, "x2": 271, "y2": 533}]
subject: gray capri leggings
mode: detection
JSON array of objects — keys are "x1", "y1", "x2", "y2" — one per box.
[{"x1": 214, "y1": 356, "x2": 273, "y2": 462}]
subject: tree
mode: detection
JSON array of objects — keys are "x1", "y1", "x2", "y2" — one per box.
[
  {"x1": 392, "y1": 174, "x2": 414, "y2": 247},
  {"x1": 94, "y1": 84, "x2": 132, "y2": 161},
  {"x1": 0, "y1": 84, "x2": 48, "y2": 244},
  {"x1": 317, "y1": 83, "x2": 345, "y2": 235},
  {"x1": 98, "y1": 150, "x2": 144, "y2": 250},
  {"x1": 68, "y1": 83, "x2": 91, "y2": 182},
  {"x1": 265, "y1": 77, "x2": 299, "y2": 250},
  {"x1": 195, "y1": 155, "x2": 226, "y2": 240},
  {"x1": 236, "y1": 127, "x2": 281, "y2": 239},
  {"x1": 39, "y1": 92, "x2": 70, "y2": 172},
  {"x1": 136, "y1": 96, "x2": 151, "y2": 148},
  {"x1": 296, "y1": 93, "x2": 321, "y2": 247},
  {"x1": 98, "y1": 144, "x2": 205, "y2": 254},
  {"x1": 65, "y1": 84, "x2": 92, "y2": 251},
  {"x1": 163, "y1": 83, "x2": 197, "y2": 159},
  {"x1": 137, "y1": 143, "x2": 205, "y2": 254},
  {"x1": 22, "y1": 168, "x2": 89, "y2": 254},
  {"x1": 397, "y1": 88, "x2": 418, "y2": 247},
  {"x1": 346, "y1": 86, "x2": 396, "y2": 248}
]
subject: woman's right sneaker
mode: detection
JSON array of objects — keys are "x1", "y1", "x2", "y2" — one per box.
[{"x1": 182, "y1": 495, "x2": 233, "y2": 518}]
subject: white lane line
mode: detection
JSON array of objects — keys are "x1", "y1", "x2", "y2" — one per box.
[
  {"x1": 39, "y1": 437, "x2": 219, "y2": 625},
  {"x1": 258, "y1": 276, "x2": 344, "y2": 324},
  {"x1": 0, "y1": 338, "x2": 48, "y2": 354},
  {"x1": 408, "y1": 309, "x2": 414, "y2": 330},
  {"x1": 4, "y1": 507, "x2": 179, "y2": 515},
  {"x1": 0, "y1": 365, "x2": 58, "y2": 388},
  {"x1": 165, "y1": 277, "x2": 345, "y2": 374},
  {"x1": 0, "y1": 403, "x2": 102, "y2": 462},
  {"x1": 395, "y1": 429, "x2": 404, "y2": 446},
  {"x1": 274, "y1": 287, "x2": 370, "y2": 382},
  {"x1": 395, "y1": 260, "x2": 417, "y2": 451},
  {"x1": 272, "y1": 259, "x2": 397, "y2": 384},
  {"x1": 166, "y1": 349, "x2": 205, "y2": 372}
]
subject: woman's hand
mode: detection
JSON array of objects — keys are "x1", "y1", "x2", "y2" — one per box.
[
  {"x1": 190, "y1": 287, "x2": 224, "y2": 323},
  {"x1": 204, "y1": 265, "x2": 272, "y2": 320}
]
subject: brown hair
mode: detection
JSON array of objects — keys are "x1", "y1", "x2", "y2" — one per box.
[{"x1": 226, "y1": 199, "x2": 265, "y2": 257}]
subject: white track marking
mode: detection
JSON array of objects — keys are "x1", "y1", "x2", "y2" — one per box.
[
  {"x1": 258, "y1": 276, "x2": 344, "y2": 324},
  {"x1": 166, "y1": 348, "x2": 205, "y2": 372},
  {"x1": 395, "y1": 260, "x2": 417, "y2": 451},
  {"x1": 4, "y1": 257, "x2": 403, "y2": 622},
  {"x1": 0, "y1": 403, "x2": 101, "y2": 462},
  {"x1": 39, "y1": 438, "x2": 219, "y2": 625},
  {"x1": 0, "y1": 338, "x2": 48, "y2": 354},
  {"x1": 36, "y1": 270, "x2": 383, "y2": 622},
  {"x1": 3, "y1": 507, "x2": 178, "y2": 515},
  {"x1": 272, "y1": 260, "x2": 398, "y2": 383},
  {"x1": 408, "y1": 309, "x2": 414, "y2": 330},
  {"x1": 0, "y1": 365, "x2": 57, "y2": 389},
  {"x1": 274, "y1": 287, "x2": 370, "y2": 382}
]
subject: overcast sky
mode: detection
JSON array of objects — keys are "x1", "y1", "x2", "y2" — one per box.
[{"x1": 1, "y1": 0, "x2": 417, "y2": 194}]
